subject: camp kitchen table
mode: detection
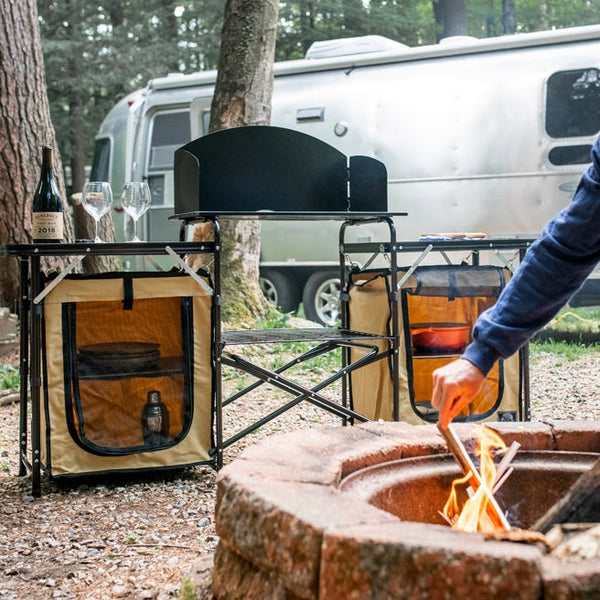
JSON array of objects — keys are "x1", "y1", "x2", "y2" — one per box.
[{"x1": 3, "y1": 232, "x2": 535, "y2": 496}]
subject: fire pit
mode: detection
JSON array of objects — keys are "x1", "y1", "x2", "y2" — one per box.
[
  {"x1": 340, "y1": 450, "x2": 597, "y2": 530},
  {"x1": 213, "y1": 421, "x2": 600, "y2": 599}
]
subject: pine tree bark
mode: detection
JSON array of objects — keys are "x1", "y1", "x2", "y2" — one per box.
[
  {"x1": 432, "y1": 0, "x2": 468, "y2": 40},
  {"x1": 71, "y1": 194, "x2": 119, "y2": 273},
  {"x1": 209, "y1": 0, "x2": 279, "y2": 324},
  {"x1": 502, "y1": 0, "x2": 516, "y2": 34},
  {"x1": 65, "y1": 0, "x2": 87, "y2": 196},
  {"x1": 0, "y1": 0, "x2": 74, "y2": 308}
]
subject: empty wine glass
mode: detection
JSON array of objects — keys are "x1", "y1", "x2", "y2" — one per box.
[
  {"x1": 81, "y1": 181, "x2": 113, "y2": 243},
  {"x1": 120, "y1": 182, "x2": 151, "y2": 242}
]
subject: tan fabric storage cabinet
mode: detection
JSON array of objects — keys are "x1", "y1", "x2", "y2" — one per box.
[
  {"x1": 39, "y1": 270, "x2": 213, "y2": 478},
  {"x1": 348, "y1": 265, "x2": 524, "y2": 424}
]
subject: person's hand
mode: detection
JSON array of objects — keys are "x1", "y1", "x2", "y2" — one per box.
[{"x1": 431, "y1": 358, "x2": 486, "y2": 429}]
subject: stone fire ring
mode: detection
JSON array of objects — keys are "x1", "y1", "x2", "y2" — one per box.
[{"x1": 212, "y1": 421, "x2": 600, "y2": 600}]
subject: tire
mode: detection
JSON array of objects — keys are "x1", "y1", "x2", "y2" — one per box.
[
  {"x1": 302, "y1": 271, "x2": 341, "y2": 326},
  {"x1": 259, "y1": 270, "x2": 302, "y2": 313}
]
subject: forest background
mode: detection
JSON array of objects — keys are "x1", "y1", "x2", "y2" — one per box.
[{"x1": 39, "y1": 0, "x2": 600, "y2": 197}]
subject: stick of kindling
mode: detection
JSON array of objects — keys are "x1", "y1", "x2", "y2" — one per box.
[
  {"x1": 492, "y1": 441, "x2": 521, "y2": 494},
  {"x1": 437, "y1": 423, "x2": 511, "y2": 530},
  {"x1": 492, "y1": 467, "x2": 513, "y2": 495},
  {"x1": 494, "y1": 441, "x2": 521, "y2": 484}
]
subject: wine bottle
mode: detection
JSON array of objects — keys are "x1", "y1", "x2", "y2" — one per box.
[{"x1": 32, "y1": 146, "x2": 63, "y2": 243}]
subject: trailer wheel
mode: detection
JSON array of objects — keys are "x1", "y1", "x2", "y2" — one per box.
[
  {"x1": 259, "y1": 271, "x2": 301, "y2": 314},
  {"x1": 302, "y1": 271, "x2": 340, "y2": 326}
]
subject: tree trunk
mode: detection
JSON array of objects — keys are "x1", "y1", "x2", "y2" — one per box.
[
  {"x1": 502, "y1": 0, "x2": 516, "y2": 34},
  {"x1": 432, "y1": 0, "x2": 468, "y2": 40},
  {"x1": 65, "y1": 0, "x2": 87, "y2": 197},
  {"x1": 0, "y1": 0, "x2": 74, "y2": 309},
  {"x1": 209, "y1": 0, "x2": 279, "y2": 324},
  {"x1": 538, "y1": 3, "x2": 549, "y2": 32},
  {"x1": 71, "y1": 193, "x2": 119, "y2": 273},
  {"x1": 160, "y1": 0, "x2": 181, "y2": 73},
  {"x1": 70, "y1": 147, "x2": 87, "y2": 197}
]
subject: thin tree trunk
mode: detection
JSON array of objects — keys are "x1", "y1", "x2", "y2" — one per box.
[
  {"x1": 502, "y1": 0, "x2": 516, "y2": 34},
  {"x1": 538, "y1": 3, "x2": 548, "y2": 32},
  {"x1": 0, "y1": 0, "x2": 73, "y2": 309},
  {"x1": 209, "y1": 0, "x2": 279, "y2": 324},
  {"x1": 70, "y1": 146, "x2": 87, "y2": 196},
  {"x1": 160, "y1": 0, "x2": 181, "y2": 73},
  {"x1": 444, "y1": 0, "x2": 467, "y2": 37},
  {"x1": 66, "y1": 0, "x2": 87, "y2": 196},
  {"x1": 71, "y1": 194, "x2": 119, "y2": 273},
  {"x1": 432, "y1": 0, "x2": 468, "y2": 40}
]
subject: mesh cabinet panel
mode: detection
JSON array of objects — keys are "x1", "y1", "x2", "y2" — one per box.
[
  {"x1": 40, "y1": 271, "x2": 213, "y2": 477},
  {"x1": 348, "y1": 266, "x2": 521, "y2": 424}
]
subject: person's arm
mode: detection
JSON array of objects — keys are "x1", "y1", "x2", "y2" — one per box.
[
  {"x1": 432, "y1": 137, "x2": 600, "y2": 427},
  {"x1": 466, "y1": 157, "x2": 600, "y2": 373}
]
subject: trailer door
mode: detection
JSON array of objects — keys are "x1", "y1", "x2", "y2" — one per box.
[{"x1": 143, "y1": 109, "x2": 192, "y2": 242}]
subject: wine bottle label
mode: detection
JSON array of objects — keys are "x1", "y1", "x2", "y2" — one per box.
[{"x1": 32, "y1": 212, "x2": 64, "y2": 240}]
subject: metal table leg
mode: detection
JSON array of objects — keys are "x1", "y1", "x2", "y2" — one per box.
[
  {"x1": 29, "y1": 256, "x2": 42, "y2": 497},
  {"x1": 18, "y1": 257, "x2": 30, "y2": 477}
]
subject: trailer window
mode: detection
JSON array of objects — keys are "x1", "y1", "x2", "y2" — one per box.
[
  {"x1": 546, "y1": 69, "x2": 600, "y2": 138},
  {"x1": 91, "y1": 138, "x2": 110, "y2": 181},
  {"x1": 549, "y1": 145, "x2": 593, "y2": 166},
  {"x1": 149, "y1": 111, "x2": 191, "y2": 171}
]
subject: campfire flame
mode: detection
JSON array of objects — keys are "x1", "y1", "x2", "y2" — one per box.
[{"x1": 443, "y1": 426, "x2": 507, "y2": 533}]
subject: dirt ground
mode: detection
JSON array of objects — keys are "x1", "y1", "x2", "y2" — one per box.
[{"x1": 0, "y1": 330, "x2": 341, "y2": 600}]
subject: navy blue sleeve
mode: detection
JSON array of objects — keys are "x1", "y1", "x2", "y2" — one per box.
[{"x1": 462, "y1": 137, "x2": 600, "y2": 375}]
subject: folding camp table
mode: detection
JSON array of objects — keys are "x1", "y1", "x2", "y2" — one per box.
[
  {"x1": 2, "y1": 125, "x2": 535, "y2": 496},
  {"x1": 173, "y1": 126, "x2": 533, "y2": 466}
]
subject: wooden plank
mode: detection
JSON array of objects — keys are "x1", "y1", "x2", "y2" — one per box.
[{"x1": 533, "y1": 456, "x2": 600, "y2": 533}]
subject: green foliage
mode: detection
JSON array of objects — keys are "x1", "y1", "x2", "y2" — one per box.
[
  {"x1": 530, "y1": 339, "x2": 600, "y2": 362},
  {"x1": 510, "y1": 0, "x2": 600, "y2": 32},
  {"x1": 37, "y1": 0, "x2": 225, "y2": 183},
  {"x1": 255, "y1": 307, "x2": 293, "y2": 329},
  {"x1": 178, "y1": 577, "x2": 196, "y2": 600},
  {"x1": 36, "y1": 0, "x2": 600, "y2": 190},
  {"x1": 547, "y1": 306, "x2": 600, "y2": 334},
  {"x1": 533, "y1": 306, "x2": 600, "y2": 347},
  {"x1": 0, "y1": 365, "x2": 19, "y2": 391},
  {"x1": 531, "y1": 306, "x2": 600, "y2": 360},
  {"x1": 277, "y1": 0, "x2": 429, "y2": 59}
]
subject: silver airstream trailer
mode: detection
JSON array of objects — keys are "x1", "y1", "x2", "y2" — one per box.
[{"x1": 92, "y1": 25, "x2": 600, "y2": 324}]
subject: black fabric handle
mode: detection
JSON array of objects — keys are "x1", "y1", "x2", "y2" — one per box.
[
  {"x1": 122, "y1": 276, "x2": 133, "y2": 310},
  {"x1": 448, "y1": 271, "x2": 458, "y2": 301}
]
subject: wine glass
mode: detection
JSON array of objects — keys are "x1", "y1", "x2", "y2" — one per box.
[
  {"x1": 81, "y1": 181, "x2": 113, "y2": 243},
  {"x1": 120, "y1": 182, "x2": 151, "y2": 242}
]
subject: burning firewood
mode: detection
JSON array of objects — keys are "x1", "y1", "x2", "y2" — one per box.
[
  {"x1": 492, "y1": 440, "x2": 521, "y2": 494},
  {"x1": 437, "y1": 423, "x2": 512, "y2": 531}
]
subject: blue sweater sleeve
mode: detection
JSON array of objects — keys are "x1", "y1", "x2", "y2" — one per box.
[{"x1": 463, "y1": 138, "x2": 600, "y2": 375}]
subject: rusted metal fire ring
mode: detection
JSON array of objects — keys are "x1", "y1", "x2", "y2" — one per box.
[{"x1": 212, "y1": 421, "x2": 600, "y2": 599}]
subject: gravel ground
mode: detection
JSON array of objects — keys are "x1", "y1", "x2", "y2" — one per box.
[{"x1": 0, "y1": 341, "x2": 599, "y2": 600}]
